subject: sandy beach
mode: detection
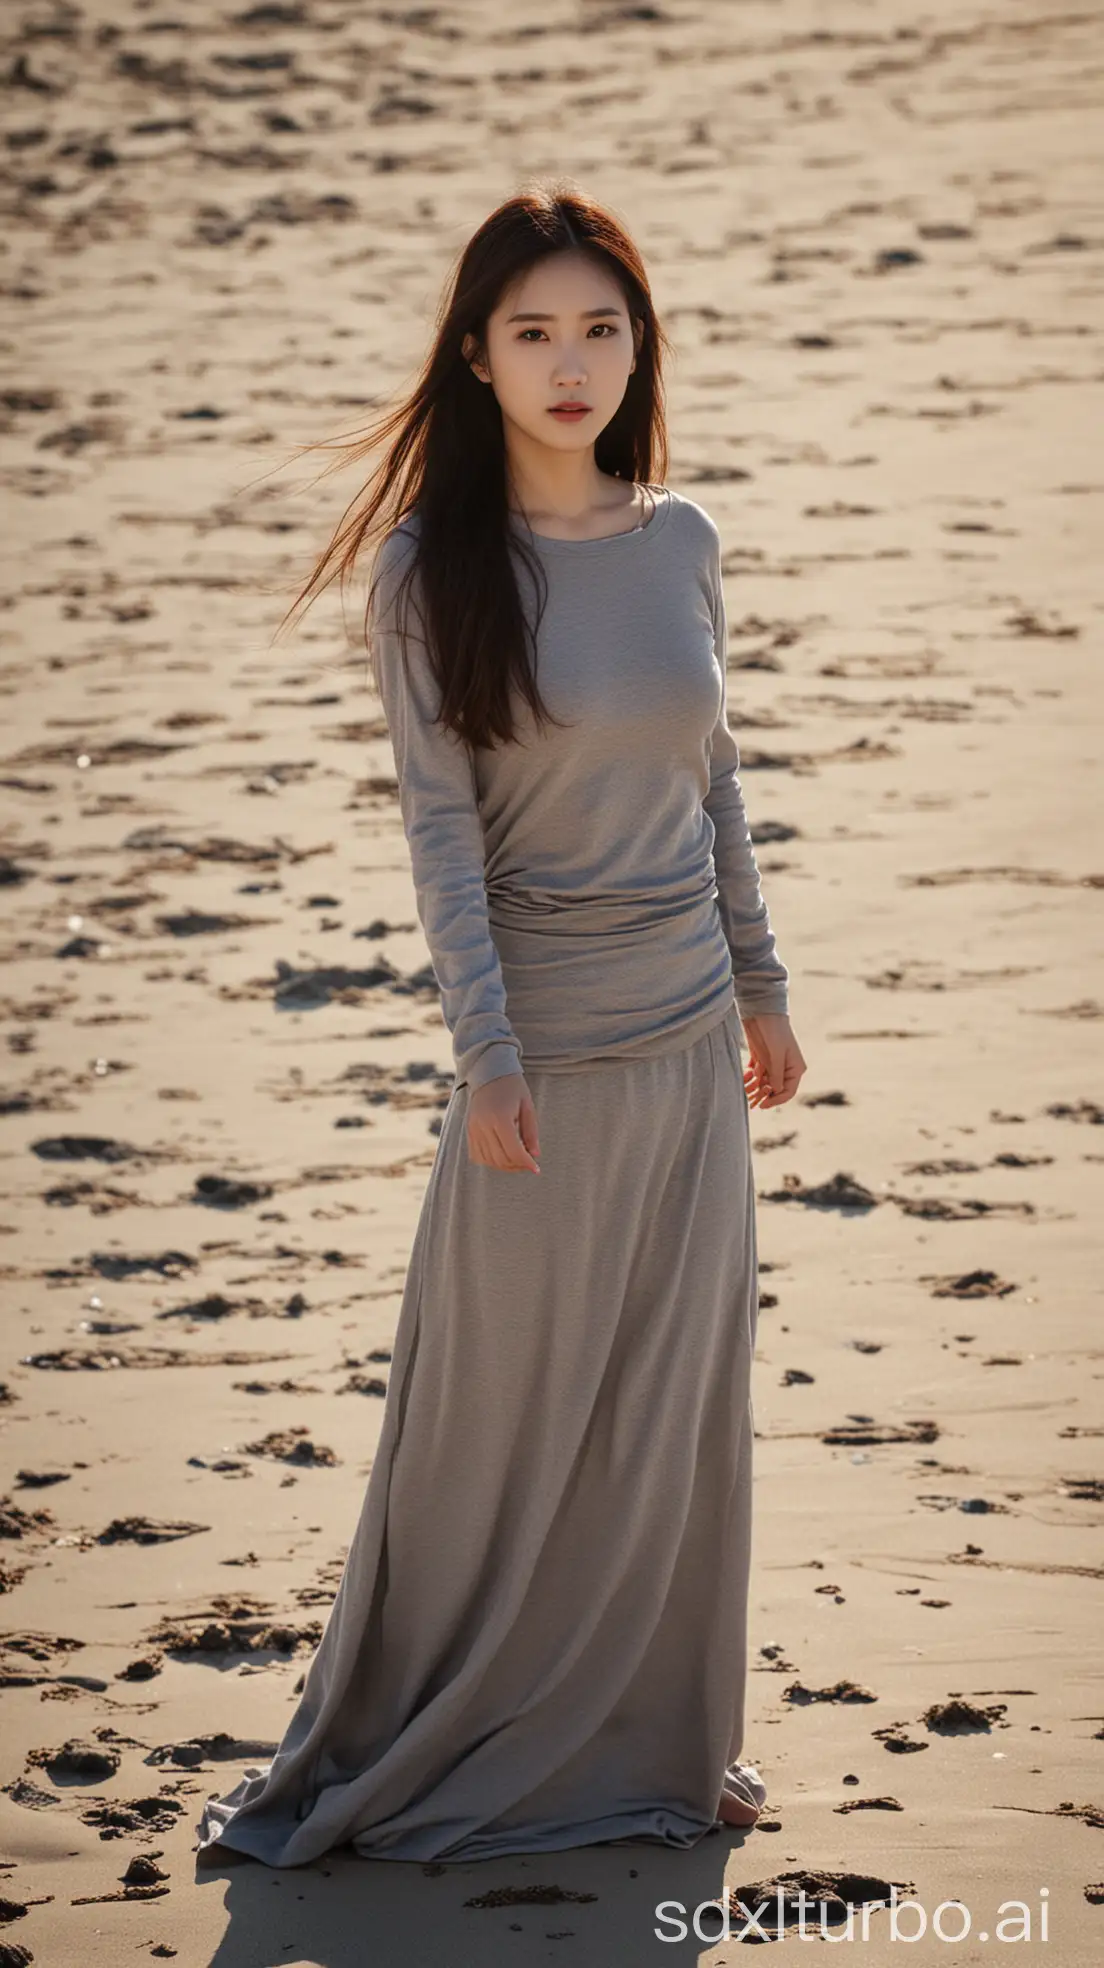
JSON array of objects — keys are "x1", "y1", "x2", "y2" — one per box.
[{"x1": 1, "y1": 0, "x2": 1102, "y2": 1960}]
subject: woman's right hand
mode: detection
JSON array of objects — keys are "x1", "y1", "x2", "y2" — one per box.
[{"x1": 466, "y1": 1072, "x2": 542, "y2": 1174}]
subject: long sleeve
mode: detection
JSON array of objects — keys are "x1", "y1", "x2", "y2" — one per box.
[
  {"x1": 704, "y1": 556, "x2": 791, "y2": 1018},
  {"x1": 369, "y1": 526, "x2": 524, "y2": 1091}
]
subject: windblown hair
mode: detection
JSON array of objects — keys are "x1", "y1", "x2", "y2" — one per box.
[{"x1": 276, "y1": 176, "x2": 673, "y2": 753}]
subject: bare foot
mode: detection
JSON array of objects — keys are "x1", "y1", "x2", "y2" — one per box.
[{"x1": 716, "y1": 1760, "x2": 766, "y2": 1827}]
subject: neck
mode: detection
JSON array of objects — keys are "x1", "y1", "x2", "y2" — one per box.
[{"x1": 502, "y1": 427, "x2": 619, "y2": 525}]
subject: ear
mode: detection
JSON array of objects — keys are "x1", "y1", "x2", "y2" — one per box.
[
  {"x1": 462, "y1": 331, "x2": 490, "y2": 385},
  {"x1": 629, "y1": 316, "x2": 645, "y2": 374}
]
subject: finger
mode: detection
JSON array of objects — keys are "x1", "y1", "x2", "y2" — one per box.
[
  {"x1": 765, "y1": 1057, "x2": 801, "y2": 1105},
  {"x1": 492, "y1": 1118, "x2": 539, "y2": 1174},
  {"x1": 506, "y1": 1107, "x2": 541, "y2": 1171}
]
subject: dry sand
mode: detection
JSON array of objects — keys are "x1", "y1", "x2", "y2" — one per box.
[{"x1": 1, "y1": 0, "x2": 1102, "y2": 1962}]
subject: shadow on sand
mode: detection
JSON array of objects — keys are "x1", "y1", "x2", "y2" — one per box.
[{"x1": 195, "y1": 1821, "x2": 764, "y2": 1966}]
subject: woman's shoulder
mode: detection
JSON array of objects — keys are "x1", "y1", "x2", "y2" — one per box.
[
  {"x1": 375, "y1": 510, "x2": 422, "y2": 569},
  {"x1": 368, "y1": 514, "x2": 428, "y2": 647},
  {"x1": 645, "y1": 486, "x2": 723, "y2": 578},
  {"x1": 370, "y1": 514, "x2": 426, "y2": 615},
  {"x1": 656, "y1": 485, "x2": 722, "y2": 549}
]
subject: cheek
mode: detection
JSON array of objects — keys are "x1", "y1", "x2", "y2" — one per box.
[
  {"x1": 490, "y1": 350, "x2": 546, "y2": 414},
  {"x1": 596, "y1": 344, "x2": 637, "y2": 396}
]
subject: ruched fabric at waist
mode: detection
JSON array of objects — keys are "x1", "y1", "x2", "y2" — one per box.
[
  {"x1": 486, "y1": 874, "x2": 716, "y2": 938},
  {"x1": 486, "y1": 888, "x2": 740, "y2": 1073}
]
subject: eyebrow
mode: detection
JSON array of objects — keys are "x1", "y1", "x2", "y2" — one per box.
[{"x1": 505, "y1": 306, "x2": 624, "y2": 323}]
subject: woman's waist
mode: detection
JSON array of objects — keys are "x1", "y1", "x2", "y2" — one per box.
[
  {"x1": 517, "y1": 992, "x2": 741, "y2": 1077},
  {"x1": 485, "y1": 871, "x2": 717, "y2": 940},
  {"x1": 486, "y1": 903, "x2": 736, "y2": 1063}
]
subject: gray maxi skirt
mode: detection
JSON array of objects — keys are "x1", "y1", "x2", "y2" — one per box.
[{"x1": 195, "y1": 997, "x2": 764, "y2": 1867}]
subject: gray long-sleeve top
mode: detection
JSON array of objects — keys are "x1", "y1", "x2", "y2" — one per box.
[{"x1": 370, "y1": 486, "x2": 790, "y2": 1091}]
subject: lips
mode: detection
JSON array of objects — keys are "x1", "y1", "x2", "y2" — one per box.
[{"x1": 548, "y1": 404, "x2": 591, "y2": 419}]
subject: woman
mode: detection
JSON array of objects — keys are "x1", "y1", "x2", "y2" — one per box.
[{"x1": 196, "y1": 178, "x2": 805, "y2": 1869}]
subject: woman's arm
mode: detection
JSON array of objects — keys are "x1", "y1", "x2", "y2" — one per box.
[
  {"x1": 370, "y1": 526, "x2": 524, "y2": 1091},
  {"x1": 704, "y1": 555, "x2": 791, "y2": 1019}
]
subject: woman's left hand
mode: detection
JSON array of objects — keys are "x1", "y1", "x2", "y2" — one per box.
[{"x1": 741, "y1": 1012, "x2": 806, "y2": 1110}]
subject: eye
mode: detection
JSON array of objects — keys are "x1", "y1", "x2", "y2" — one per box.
[{"x1": 515, "y1": 323, "x2": 619, "y2": 342}]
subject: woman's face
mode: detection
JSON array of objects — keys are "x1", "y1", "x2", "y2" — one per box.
[{"x1": 464, "y1": 250, "x2": 641, "y2": 454}]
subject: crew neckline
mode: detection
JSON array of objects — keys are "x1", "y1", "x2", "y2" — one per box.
[{"x1": 509, "y1": 483, "x2": 673, "y2": 553}]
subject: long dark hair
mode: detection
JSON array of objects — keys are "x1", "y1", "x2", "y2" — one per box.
[{"x1": 276, "y1": 176, "x2": 673, "y2": 752}]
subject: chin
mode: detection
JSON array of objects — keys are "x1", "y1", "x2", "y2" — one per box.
[{"x1": 534, "y1": 418, "x2": 604, "y2": 449}]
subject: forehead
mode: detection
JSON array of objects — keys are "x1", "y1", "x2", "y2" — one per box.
[{"x1": 496, "y1": 250, "x2": 628, "y2": 320}]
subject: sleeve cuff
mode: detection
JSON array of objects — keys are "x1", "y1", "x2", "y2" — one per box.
[
  {"x1": 462, "y1": 1041, "x2": 524, "y2": 1091},
  {"x1": 735, "y1": 985, "x2": 791, "y2": 1019}
]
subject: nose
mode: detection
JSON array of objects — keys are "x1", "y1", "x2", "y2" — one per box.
[{"x1": 551, "y1": 342, "x2": 588, "y2": 386}]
